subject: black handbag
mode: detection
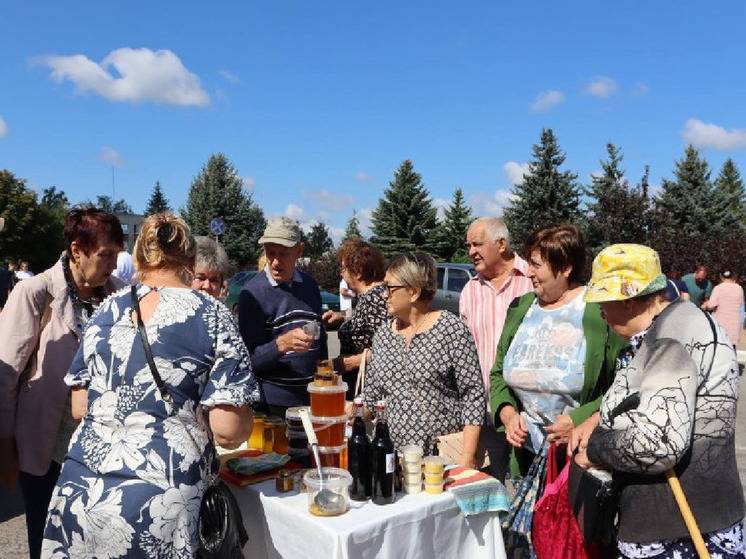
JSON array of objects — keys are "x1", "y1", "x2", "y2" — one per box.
[
  {"x1": 131, "y1": 286, "x2": 249, "y2": 558},
  {"x1": 567, "y1": 459, "x2": 619, "y2": 547}
]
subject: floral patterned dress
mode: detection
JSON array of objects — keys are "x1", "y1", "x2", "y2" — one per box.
[{"x1": 42, "y1": 285, "x2": 259, "y2": 559}]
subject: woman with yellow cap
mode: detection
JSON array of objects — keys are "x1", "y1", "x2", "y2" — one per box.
[{"x1": 573, "y1": 244, "x2": 745, "y2": 558}]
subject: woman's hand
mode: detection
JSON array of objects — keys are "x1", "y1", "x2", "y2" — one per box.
[
  {"x1": 322, "y1": 310, "x2": 345, "y2": 328},
  {"x1": 574, "y1": 448, "x2": 596, "y2": 470},
  {"x1": 568, "y1": 412, "x2": 600, "y2": 456},
  {"x1": 500, "y1": 407, "x2": 527, "y2": 448},
  {"x1": 545, "y1": 414, "x2": 574, "y2": 444}
]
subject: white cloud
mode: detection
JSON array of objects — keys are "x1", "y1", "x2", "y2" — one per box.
[
  {"x1": 633, "y1": 82, "x2": 650, "y2": 96},
  {"x1": 284, "y1": 204, "x2": 305, "y2": 221},
  {"x1": 503, "y1": 161, "x2": 529, "y2": 186},
  {"x1": 219, "y1": 70, "x2": 240, "y2": 84},
  {"x1": 99, "y1": 146, "x2": 123, "y2": 167},
  {"x1": 583, "y1": 76, "x2": 618, "y2": 98},
  {"x1": 242, "y1": 176, "x2": 255, "y2": 190},
  {"x1": 355, "y1": 171, "x2": 372, "y2": 182},
  {"x1": 468, "y1": 190, "x2": 515, "y2": 217},
  {"x1": 530, "y1": 90, "x2": 565, "y2": 112},
  {"x1": 433, "y1": 198, "x2": 450, "y2": 220},
  {"x1": 36, "y1": 48, "x2": 209, "y2": 107},
  {"x1": 682, "y1": 118, "x2": 746, "y2": 151},
  {"x1": 0, "y1": 116, "x2": 8, "y2": 138},
  {"x1": 589, "y1": 170, "x2": 604, "y2": 181},
  {"x1": 303, "y1": 188, "x2": 354, "y2": 211},
  {"x1": 329, "y1": 227, "x2": 345, "y2": 245}
]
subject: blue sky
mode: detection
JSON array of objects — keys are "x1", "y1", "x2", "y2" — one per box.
[{"x1": 2, "y1": 1, "x2": 746, "y2": 242}]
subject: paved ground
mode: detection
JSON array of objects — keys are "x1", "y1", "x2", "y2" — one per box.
[{"x1": 0, "y1": 331, "x2": 742, "y2": 557}]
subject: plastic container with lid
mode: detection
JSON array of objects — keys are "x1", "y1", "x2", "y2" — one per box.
[
  {"x1": 424, "y1": 471, "x2": 444, "y2": 484},
  {"x1": 286, "y1": 406, "x2": 310, "y2": 430},
  {"x1": 307, "y1": 382, "x2": 348, "y2": 417},
  {"x1": 403, "y1": 471, "x2": 422, "y2": 485},
  {"x1": 309, "y1": 442, "x2": 348, "y2": 469},
  {"x1": 400, "y1": 444, "x2": 423, "y2": 464},
  {"x1": 424, "y1": 481, "x2": 443, "y2": 495},
  {"x1": 423, "y1": 455, "x2": 446, "y2": 473},
  {"x1": 303, "y1": 467, "x2": 352, "y2": 516},
  {"x1": 404, "y1": 481, "x2": 423, "y2": 495},
  {"x1": 311, "y1": 415, "x2": 348, "y2": 447}
]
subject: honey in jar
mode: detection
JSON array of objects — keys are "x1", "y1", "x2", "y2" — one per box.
[
  {"x1": 247, "y1": 416, "x2": 265, "y2": 451},
  {"x1": 307, "y1": 382, "x2": 348, "y2": 417}
]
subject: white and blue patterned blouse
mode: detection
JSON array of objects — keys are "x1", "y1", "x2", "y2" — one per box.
[{"x1": 42, "y1": 285, "x2": 259, "y2": 558}]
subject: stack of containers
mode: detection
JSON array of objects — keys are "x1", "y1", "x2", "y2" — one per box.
[
  {"x1": 286, "y1": 406, "x2": 311, "y2": 464},
  {"x1": 307, "y1": 381, "x2": 349, "y2": 469},
  {"x1": 400, "y1": 445, "x2": 424, "y2": 494},
  {"x1": 423, "y1": 456, "x2": 446, "y2": 494}
]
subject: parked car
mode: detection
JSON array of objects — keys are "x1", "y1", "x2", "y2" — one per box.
[
  {"x1": 432, "y1": 263, "x2": 475, "y2": 313},
  {"x1": 224, "y1": 270, "x2": 259, "y2": 318},
  {"x1": 320, "y1": 290, "x2": 341, "y2": 313}
]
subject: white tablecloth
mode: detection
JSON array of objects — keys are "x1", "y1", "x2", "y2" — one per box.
[{"x1": 231, "y1": 480, "x2": 506, "y2": 559}]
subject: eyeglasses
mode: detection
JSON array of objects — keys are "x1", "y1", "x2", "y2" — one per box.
[{"x1": 382, "y1": 283, "x2": 407, "y2": 297}]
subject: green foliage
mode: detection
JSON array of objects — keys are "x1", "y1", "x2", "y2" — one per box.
[
  {"x1": 432, "y1": 187, "x2": 472, "y2": 261},
  {"x1": 0, "y1": 170, "x2": 67, "y2": 270},
  {"x1": 182, "y1": 153, "x2": 266, "y2": 266},
  {"x1": 714, "y1": 158, "x2": 746, "y2": 226},
  {"x1": 93, "y1": 195, "x2": 133, "y2": 214},
  {"x1": 342, "y1": 210, "x2": 363, "y2": 242},
  {"x1": 305, "y1": 222, "x2": 334, "y2": 260},
  {"x1": 298, "y1": 252, "x2": 340, "y2": 293},
  {"x1": 584, "y1": 144, "x2": 651, "y2": 254},
  {"x1": 144, "y1": 181, "x2": 172, "y2": 215},
  {"x1": 503, "y1": 129, "x2": 582, "y2": 250},
  {"x1": 370, "y1": 159, "x2": 438, "y2": 257}
]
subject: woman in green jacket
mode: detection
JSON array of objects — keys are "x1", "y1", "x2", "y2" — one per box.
[{"x1": 489, "y1": 225, "x2": 626, "y2": 476}]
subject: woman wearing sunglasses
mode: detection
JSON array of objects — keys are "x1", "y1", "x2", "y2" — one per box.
[{"x1": 361, "y1": 251, "x2": 486, "y2": 468}]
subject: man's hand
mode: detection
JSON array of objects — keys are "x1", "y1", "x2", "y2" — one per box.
[
  {"x1": 545, "y1": 414, "x2": 574, "y2": 444},
  {"x1": 0, "y1": 437, "x2": 19, "y2": 490},
  {"x1": 568, "y1": 412, "x2": 600, "y2": 456},
  {"x1": 276, "y1": 328, "x2": 314, "y2": 354},
  {"x1": 500, "y1": 407, "x2": 527, "y2": 448}
]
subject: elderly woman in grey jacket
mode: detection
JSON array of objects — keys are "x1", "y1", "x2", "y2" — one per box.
[{"x1": 573, "y1": 244, "x2": 745, "y2": 559}]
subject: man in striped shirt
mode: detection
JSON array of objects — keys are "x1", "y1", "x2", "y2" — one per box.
[{"x1": 460, "y1": 217, "x2": 533, "y2": 478}]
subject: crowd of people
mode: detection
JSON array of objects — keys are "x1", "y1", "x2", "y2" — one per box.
[{"x1": 0, "y1": 205, "x2": 744, "y2": 558}]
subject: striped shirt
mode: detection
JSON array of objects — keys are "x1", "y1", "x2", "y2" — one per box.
[{"x1": 459, "y1": 255, "x2": 533, "y2": 394}]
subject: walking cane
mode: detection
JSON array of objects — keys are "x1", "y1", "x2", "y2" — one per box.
[{"x1": 665, "y1": 470, "x2": 710, "y2": 559}]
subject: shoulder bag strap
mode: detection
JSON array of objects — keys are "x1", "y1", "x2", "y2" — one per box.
[{"x1": 130, "y1": 285, "x2": 172, "y2": 404}]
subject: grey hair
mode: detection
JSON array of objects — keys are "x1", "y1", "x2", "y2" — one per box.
[
  {"x1": 194, "y1": 236, "x2": 230, "y2": 277},
  {"x1": 471, "y1": 217, "x2": 511, "y2": 247},
  {"x1": 387, "y1": 252, "x2": 438, "y2": 302}
]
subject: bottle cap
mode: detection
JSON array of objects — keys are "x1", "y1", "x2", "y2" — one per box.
[
  {"x1": 353, "y1": 397, "x2": 363, "y2": 407},
  {"x1": 375, "y1": 400, "x2": 385, "y2": 411}
]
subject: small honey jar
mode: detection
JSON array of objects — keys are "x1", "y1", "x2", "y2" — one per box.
[{"x1": 276, "y1": 469, "x2": 294, "y2": 493}]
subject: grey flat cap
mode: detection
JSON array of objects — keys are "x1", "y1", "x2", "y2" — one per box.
[{"x1": 259, "y1": 216, "x2": 302, "y2": 247}]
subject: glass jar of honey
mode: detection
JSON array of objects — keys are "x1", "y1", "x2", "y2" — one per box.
[{"x1": 248, "y1": 415, "x2": 266, "y2": 451}]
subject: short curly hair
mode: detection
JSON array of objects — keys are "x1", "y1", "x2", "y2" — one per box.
[
  {"x1": 525, "y1": 224, "x2": 586, "y2": 284},
  {"x1": 337, "y1": 239, "x2": 385, "y2": 284}
]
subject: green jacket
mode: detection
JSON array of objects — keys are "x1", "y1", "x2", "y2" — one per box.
[{"x1": 489, "y1": 292, "x2": 627, "y2": 475}]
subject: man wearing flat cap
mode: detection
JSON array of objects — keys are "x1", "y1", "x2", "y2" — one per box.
[{"x1": 238, "y1": 217, "x2": 327, "y2": 415}]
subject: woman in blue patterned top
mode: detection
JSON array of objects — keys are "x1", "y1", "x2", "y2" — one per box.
[{"x1": 42, "y1": 213, "x2": 259, "y2": 558}]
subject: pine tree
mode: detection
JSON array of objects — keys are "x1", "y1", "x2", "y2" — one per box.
[
  {"x1": 305, "y1": 222, "x2": 334, "y2": 260},
  {"x1": 182, "y1": 153, "x2": 266, "y2": 266},
  {"x1": 342, "y1": 210, "x2": 363, "y2": 242},
  {"x1": 370, "y1": 160, "x2": 437, "y2": 257},
  {"x1": 584, "y1": 144, "x2": 651, "y2": 253},
  {"x1": 654, "y1": 145, "x2": 734, "y2": 236},
  {"x1": 503, "y1": 129, "x2": 582, "y2": 249},
  {"x1": 714, "y1": 158, "x2": 746, "y2": 226},
  {"x1": 144, "y1": 181, "x2": 171, "y2": 215},
  {"x1": 433, "y1": 187, "x2": 473, "y2": 261}
]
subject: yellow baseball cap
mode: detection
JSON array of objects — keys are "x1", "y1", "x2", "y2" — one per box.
[{"x1": 585, "y1": 244, "x2": 668, "y2": 303}]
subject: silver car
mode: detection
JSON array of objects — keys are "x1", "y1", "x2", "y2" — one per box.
[{"x1": 432, "y1": 263, "x2": 476, "y2": 313}]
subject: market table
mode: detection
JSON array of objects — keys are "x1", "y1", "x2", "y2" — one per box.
[{"x1": 230, "y1": 479, "x2": 506, "y2": 559}]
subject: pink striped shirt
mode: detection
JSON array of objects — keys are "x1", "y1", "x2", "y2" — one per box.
[{"x1": 459, "y1": 255, "x2": 534, "y2": 394}]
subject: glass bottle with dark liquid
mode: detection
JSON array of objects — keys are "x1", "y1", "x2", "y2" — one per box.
[
  {"x1": 371, "y1": 400, "x2": 395, "y2": 505},
  {"x1": 348, "y1": 397, "x2": 372, "y2": 501}
]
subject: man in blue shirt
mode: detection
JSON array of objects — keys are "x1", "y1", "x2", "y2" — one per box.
[
  {"x1": 682, "y1": 265, "x2": 713, "y2": 308},
  {"x1": 238, "y1": 217, "x2": 327, "y2": 415}
]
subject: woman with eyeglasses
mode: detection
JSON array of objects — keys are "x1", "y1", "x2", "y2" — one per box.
[
  {"x1": 361, "y1": 252, "x2": 486, "y2": 468},
  {"x1": 489, "y1": 225, "x2": 626, "y2": 478}
]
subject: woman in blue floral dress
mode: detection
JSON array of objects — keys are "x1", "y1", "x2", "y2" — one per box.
[{"x1": 42, "y1": 213, "x2": 259, "y2": 558}]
